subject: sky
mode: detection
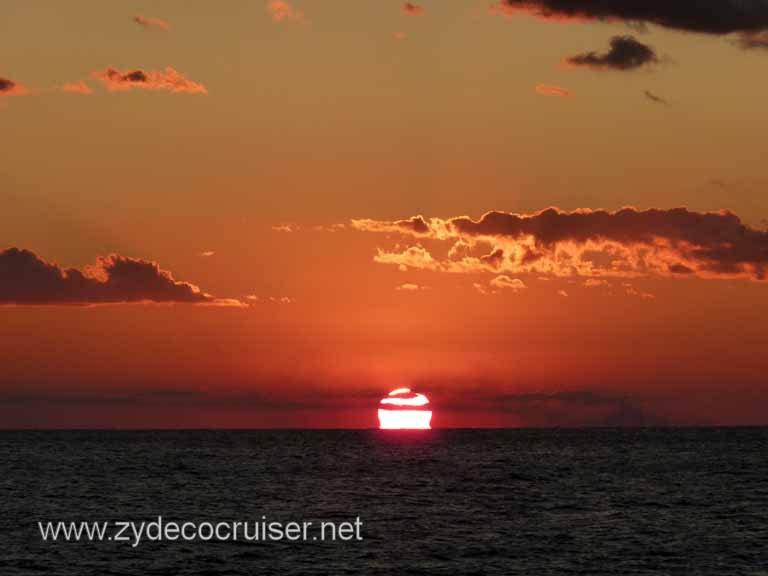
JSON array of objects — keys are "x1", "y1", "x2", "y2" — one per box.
[{"x1": 2, "y1": 0, "x2": 768, "y2": 428}]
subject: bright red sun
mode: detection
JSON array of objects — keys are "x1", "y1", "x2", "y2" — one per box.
[{"x1": 378, "y1": 388, "x2": 432, "y2": 429}]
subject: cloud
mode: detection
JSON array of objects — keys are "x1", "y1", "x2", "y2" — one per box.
[
  {"x1": 624, "y1": 283, "x2": 655, "y2": 300},
  {"x1": 583, "y1": 278, "x2": 609, "y2": 287},
  {"x1": 489, "y1": 275, "x2": 526, "y2": 292},
  {"x1": 395, "y1": 282, "x2": 429, "y2": 292},
  {"x1": 644, "y1": 90, "x2": 667, "y2": 104},
  {"x1": 353, "y1": 207, "x2": 768, "y2": 281},
  {"x1": 92, "y1": 67, "x2": 208, "y2": 94},
  {"x1": 0, "y1": 77, "x2": 26, "y2": 96},
  {"x1": 402, "y1": 3, "x2": 425, "y2": 16},
  {"x1": 535, "y1": 84, "x2": 571, "y2": 97},
  {"x1": 566, "y1": 36, "x2": 659, "y2": 71},
  {"x1": 61, "y1": 81, "x2": 93, "y2": 95},
  {"x1": 493, "y1": 1, "x2": 768, "y2": 35},
  {"x1": 0, "y1": 248, "x2": 221, "y2": 305},
  {"x1": 198, "y1": 250, "x2": 215, "y2": 257},
  {"x1": 558, "y1": 289, "x2": 569, "y2": 297},
  {"x1": 133, "y1": 15, "x2": 170, "y2": 31},
  {"x1": 272, "y1": 223, "x2": 300, "y2": 232},
  {"x1": 268, "y1": 1, "x2": 305, "y2": 22}
]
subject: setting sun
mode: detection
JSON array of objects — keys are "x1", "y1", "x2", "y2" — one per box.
[{"x1": 378, "y1": 388, "x2": 432, "y2": 430}]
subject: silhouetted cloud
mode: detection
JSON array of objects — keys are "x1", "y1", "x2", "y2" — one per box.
[
  {"x1": 566, "y1": 36, "x2": 658, "y2": 70},
  {"x1": 61, "y1": 81, "x2": 93, "y2": 95},
  {"x1": 267, "y1": 0, "x2": 305, "y2": 22},
  {"x1": 133, "y1": 15, "x2": 169, "y2": 31},
  {"x1": 493, "y1": 0, "x2": 768, "y2": 35},
  {"x1": 644, "y1": 90, "x2": 667, "y2": 104},
  {"x1": 535, "y1": 84, "x2": 571, "y2": 97},
  {"x1": 0, "y1": 77, "x2": 26, "y2": 96},
  {"x1": 353, "y1": 207, "x2": 768, "y2": 281},
  {"x1": 92, "y1": 67, "x2": 208, "y2": 94},
  {"x1": 402, "y1": 3, "x2": 425, "y2": 16},
  {"x1": 0, "y1": 248, "x2": 217, "y2": 305}
]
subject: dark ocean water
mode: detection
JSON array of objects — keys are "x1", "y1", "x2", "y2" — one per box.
[{"x1": 2, "y1": 429, "x2": 768, "y2": 575}]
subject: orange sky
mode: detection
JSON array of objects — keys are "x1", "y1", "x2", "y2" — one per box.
[{"x1": 2, "y1": 1, "x2": 768, "y2": 427}]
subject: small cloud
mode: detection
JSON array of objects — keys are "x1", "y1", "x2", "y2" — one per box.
[
  {"x1": 245, "y1": 294, "x2": 295, "y2": 304},
  {"x1": 199, "y1": 250, "x2": 215, "y2": 257},
  {"x1": 566, "y1": 36, "x2": 659, "y2": 71},
  {"x1": 268, "y1": 1, "x2": 305, "y2": 23},
  {"x1": 625, "y1": 285, "x2": 655, "y2": 300},
  {"x1": 395, "y1": 283, "x2": 429, "y2": 292},
  {"x1": 473, "y1": 282, "x2": 490, "y2": 295},
  {"x1": 92, "y1": 67, "x2": 207, "y2": 94},
  {"x1": 272, "y1": 224, "x2": 299, "y2": 232},
  {"x1": 312, "y1": 223, "x2": 346, "y2": 233},
  {"x1": 535, "y1": 84, "x2": 571, "y2": 97},
  {"x1": 61, "y1": 81, "x2": 93, "y2": 95},
  {"x1": 402, "y1": 3, "x2": 425, "y2": 16},
  {"x1": 0, "y1": 77, "x2": 27, "y2": 97},
  {"x1": 133, "y1": 14, "x2": 169, "y2": 31},
  {"x1": 558, "y1": 289, "x2": 569, "y2": 297},
  {"x1": 584, "y1": 278, "x2": 609, "y2": 287},
  {"x1": 490, "y1": 275, "x2": 526, "y2": 292},
  {"x1": 643, "y1": 90, "x2": 667, "y2": 104},
  {"x1": 269, "y1": 296, "x2": 295, "y2": 304}
]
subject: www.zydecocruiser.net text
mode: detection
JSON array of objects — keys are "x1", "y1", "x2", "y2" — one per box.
[{"x1": 37, "y1": 516, "x2": 364, "y2": 547}]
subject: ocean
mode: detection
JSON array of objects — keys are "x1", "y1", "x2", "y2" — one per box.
[{"x1": 2, "y1": 428, "x2": 767, "y2": 575}]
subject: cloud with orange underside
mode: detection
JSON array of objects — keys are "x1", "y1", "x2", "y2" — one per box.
[
  {"x1": 352, "y1": 207, "x2": 768, "y2": 282},
  {"x1": 490, "y1": 1, "x2": 768, "y2": 36},
  {"x1": 92, "y1": 67, "x2": 208, "y2": 94}
]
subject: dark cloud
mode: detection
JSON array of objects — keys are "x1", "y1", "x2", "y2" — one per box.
[
  {"x1": 566, "y1": 36, "x2": 658, "y2": 70},
  {"x1": 0, "y1": 77, "x2": 26, "y2": 96},
  {"x1": 0, "y1": 248, "x2": 215, "y2": 305},
  {"x1": 354, "y1": 207, "x2": 768, "y2": 280},
  {"x1": 497, "y1": 0, "x2": 768, "y2": 35},
  {"x1": 644, "y1": 90, "x2": 667, "y2": 104}
]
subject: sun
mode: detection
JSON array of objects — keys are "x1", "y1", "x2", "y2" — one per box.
[{"x1": 378, "y1": 388, "x2": 432, "y2": 429}]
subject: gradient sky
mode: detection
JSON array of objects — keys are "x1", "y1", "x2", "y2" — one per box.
[{"x1": 2, "y1": 1, "x2": 768, "y2": 428}]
